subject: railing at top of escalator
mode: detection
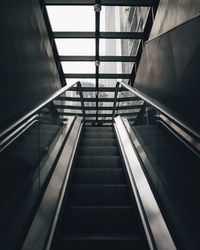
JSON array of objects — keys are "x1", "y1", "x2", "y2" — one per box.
[
  {"x1": 117, "y1": 81, "x2": 200, "y2": 155},
  {"x1": 0, "y1": 82, "x2": 80, "y2": 153}
]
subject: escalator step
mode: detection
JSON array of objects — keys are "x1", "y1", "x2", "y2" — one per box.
[
  {"x1": 53, "y1": 234, "x2": 146, "y2": 250},
  {"x1": 81, "y1": 138, "x2": 117, "y2": 146},
  {"x1": 77, "y1": 156, "x2": 121, "y2": 168},
  {"x1": 79, "y1": 146, "x2": 118, "y2": 156},
  {"x1": 84, "y1": 127, "x2": 113, "y2": 133},
  {"x1": 60, "y1": 206, "x2": 139, "y2": 234},
  {"x1": 82, "y1": 132, "x2": 114, "y2": 139},
  {"x1": 73, "y1": 168, "x2": 125, "y2": 184},
  {"x1": 68, "y1": 184, "x2": 131, "y2": 206}
]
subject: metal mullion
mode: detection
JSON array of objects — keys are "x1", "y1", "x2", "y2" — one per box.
[
  {"x1": 60, "y1": 56, "x2": 96, "y2": 61},
  {"x1": 100, "y1": 56, "x2": 136, "y2": 62},
  {"x1": 56, "y1": 96, "x2": 139, "y2": 102},
  {"x1": 95, "y1": 1, "x2": 100, "y2": 123},
  {"x1": 70, "y1": 87, "x2": 125, "y2": 92},
  {"x1": 56, "y1": 96, "x2": 82, "y2": 102},
  {"x1": 45, "y1": 0, "x2": 153, "y2": 7},
  {"x1": 64, "y1": 73, "x2": 131, "y2": 78},
  {"x1": 53, "y1": 32, "x2": 95, "y2": 38},
  {"x1": 58, "y1": 113, "x2": 113, "y2": 118},
  {"x1": 60, "y1": 56, "x2": 136, "y2": 62},
  {"x1": 53, "y1": 31, "x2": 143, "y2": 39},
  {"x1": 55, "y1": 105, "x2": 83, "y2": 110},
  {"x1": 100, "y1": 32, "x2": 143, "y2": 39}
]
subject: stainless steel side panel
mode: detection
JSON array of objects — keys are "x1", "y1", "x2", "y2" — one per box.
[
  {"x1": 22, "y1": 117, "x2": 82, "y2": 250},
  {"x1": 114, "y1": 115, "x2": 176, "y2": 250}
]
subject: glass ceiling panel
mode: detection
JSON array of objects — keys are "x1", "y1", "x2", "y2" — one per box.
[
  {"x1": 99, "y1": 79, "x2": 123, "y2": 87},
  {"x1": 65, "y1": 79, "x2": 95, "y2": 86},
  {"x1": 100, "y1": 6, "x2": 150, "y2": 32},
  {"x1": 62, "y1": 62, "x2": 95, "y2": 74},
  {"x1": 100, "y1": 62, "x2": 134, "y2": 74},
  {"x1": 54, "y1": 100, "x2": 82, "y2": 106},
  {"x1": 46, "y1": 3, "x2": 152, "y2": 125},
  {"x1": 47, "y1": 6, "x2": 95, "y2": 31},
  {"x1": 55, "y1": 39, "x2": 95, "y2": 56},
  {"x1": 100, "y1": 39, "x2": 140, "y2": 56}
]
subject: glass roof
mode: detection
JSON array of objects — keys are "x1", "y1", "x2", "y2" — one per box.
[
  {"x1": 47, "y1": 6, "x2": 95, "y2": 31},
  {"x1": 46, "y1": 2, "x2": 154, "y2": 124}
]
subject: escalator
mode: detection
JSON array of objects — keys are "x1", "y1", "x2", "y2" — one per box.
[{"x1": 50, "y1": 126, "x2": 150, "y2": 250}]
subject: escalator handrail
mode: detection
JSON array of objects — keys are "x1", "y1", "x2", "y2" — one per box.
[
  {"x1": 0, "y1": 115, "x2": 39, "y2": 153},
  {"x1": 118, "y1": 81, "x2": 200, "y2": 141},
  {"x1": 0, "y1": 82, "x2": 78, "y2": 142}
]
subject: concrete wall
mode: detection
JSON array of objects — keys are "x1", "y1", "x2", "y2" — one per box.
[
  {"x1": 0, "y1": 0, "x2": 61, "y2": 132},
  {"x1": 150, "y1": 0, "x2": 200, "y2": 38},
  {"x1": 135, "y1": 1, "x2": 200, "y2": 133}
]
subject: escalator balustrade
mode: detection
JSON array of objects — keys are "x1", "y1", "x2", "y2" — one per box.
[{"x1": 50, "y1": 126, "x2": 149, "y2": 250}]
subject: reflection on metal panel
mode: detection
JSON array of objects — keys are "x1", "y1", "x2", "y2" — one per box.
[{"x1": 114, "y1": 115, "x2": 176, "y2": 250}]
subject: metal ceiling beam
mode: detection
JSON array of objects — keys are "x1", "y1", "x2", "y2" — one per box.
[
  {"x1": 100, "y1": 56, "x2": 136, "y2": 62},
  {"x1": 70, "y1": 87, "x2": 126, "y2": 92},
  {"x1": 60, "y1": 56, "x2": 136, "y2": 62},
  {"x1": 60, "y1": 56, "x2": 96, "y2": 61},
  {"x1": 58, "y1": 112, "x2": 138, "y2": 117},
  {"x1": 54, "y1": 32, "x2": 143, "y2": 39},
  {"x1": 45, "y1": 0, "x2": 153, "y2": 7},
  {"x1": 58, "y1": 112, "x2": 115, "y2": 118},
  {"x1": 54, "y1": 32, "x2": 95, "y2": 38},
  {"x1": 55, "y1": 104, "x2": 142, "y2": 110},
  {"x1": 56, "y1": 96, "x2": 139, "y2": 102},
  {"x1": 64, "y1": 73, "x2": 131, "y2": 78},
  {"x1": 84, "y1": 119, "x2": 112, "y2": 123},
  {"x1": 95, "y1": 3, "x2": 100, "y2": 122},
  {"x1": 100, "y1": 32, "x2": 143, "y2": 39}
]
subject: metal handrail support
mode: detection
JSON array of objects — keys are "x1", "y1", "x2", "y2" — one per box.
[
  {"x1": 114, "y1": 115, "x2": 176, "y2": 250},
  {"x1": 112, "y1": 82, "x2": 120, "y2": 121},
  {"x1": 77, "y1": 81, "x2": 86, "y2": 122},
  {"x1": 118, "y1": 81, "x2": 200, "y2": 141}
]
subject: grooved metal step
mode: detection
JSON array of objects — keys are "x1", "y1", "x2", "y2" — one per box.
[
  {"x1": 79, "y1": 146, "x2": 118, "y2": 156},
  {"x1": 81, "y1": 138, "x2": 117, "y2": 146},
  {"x1": 60, "y1": 206, "x2": 139, "y2": 234},
  {"x1": 73, "y1": 168, "x2": 125, "y2": 184},
  {"x1": 77, "y1": 156, "x2": 121, "y2": 168},
  {"x1": 53, "y1": 234, "x2": 146, "y2": 250},
  {"x1": 82, "y1": 132, "x2": 114, "y2": 139},
  {"x1": 68, "y1": 184, "x2": 131, "y2": 206}
]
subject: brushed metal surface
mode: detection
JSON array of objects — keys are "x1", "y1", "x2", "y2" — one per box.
[
  {"x1": 22, "y1": 117, "x2": 82, "y2": 250},
  {"x1": 114, "y1": 116, "x2": 176, "y2": 250}
]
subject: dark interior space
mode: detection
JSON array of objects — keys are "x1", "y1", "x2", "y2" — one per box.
[{"x1": 0, "y1": 1, "x2": 200, "y2": 250}]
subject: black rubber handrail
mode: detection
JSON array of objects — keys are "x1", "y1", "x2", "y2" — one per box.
[
  {"x1": 0, "y1": 116, "x2": 39, "y2": 153},
  {"x1": 0, "y1": 82, "x2": 78, "y2": 141},
  {"x1": 118, "y1": 81, "x2": 200, "y2": 141}
]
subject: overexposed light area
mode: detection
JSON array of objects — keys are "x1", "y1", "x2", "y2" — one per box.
[
  {"x1": 62, "y1": 62, "x2": 95, "y2": 73},
  {"x1": 46, "y1": 6, "x2": 95, "y2": 31},
  {"x1": 55, "y1": 39, "x2": 95, "y2": 56},
  {"x1": 65, "y1": 78, "x2": 95, "y2": 86}
]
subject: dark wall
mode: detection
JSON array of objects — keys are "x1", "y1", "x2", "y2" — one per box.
[
  {"x1": 134, "y1": 14, "x2": 200, "y2": 133},
  {"x1": 0, "y1": 0, "x2": 61, "y2": 132},
  {"x1": 150, "y1": 0, "x2": 200, "y2": 38}
]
